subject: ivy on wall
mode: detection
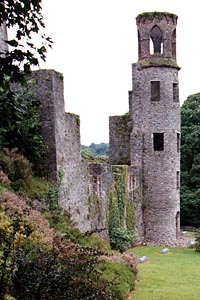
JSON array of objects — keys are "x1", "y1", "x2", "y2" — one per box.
[{"x1": 107, "y1": 165, "x2": 135, "y2": 252}]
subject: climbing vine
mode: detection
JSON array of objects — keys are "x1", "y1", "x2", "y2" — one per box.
[{"x1": 107, "y1": 166, "x2": 135, "y2": 252}]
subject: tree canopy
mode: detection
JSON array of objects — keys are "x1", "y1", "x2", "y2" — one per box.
[
  {"x1": 0, "y1": 0, "x2": 52, "y2": 172},
  {"x1": 0, "y1": 0, "x2": 52, "y2": 84},
  {"x1": 181, "y1": 93, "x2": 200, "y2": 226}
]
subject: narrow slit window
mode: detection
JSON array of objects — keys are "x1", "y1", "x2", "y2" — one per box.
[
  {"x1": 177, "y1": 133, "x2": 180, "y2": 152},
  {"x1": 173, "y1": 83, "x2": 179, "y2": 102},
  {"x1": 153, "y1": 133, "x2": 164, "y2": 151},
  {"x1": 176, "y1": 171, "x2": 180, "y2": 190},
  {"x1": 151, "y1": 81, "x2": 160, "y2": 102}
]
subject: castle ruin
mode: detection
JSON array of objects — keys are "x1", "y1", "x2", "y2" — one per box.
[{"x1": 0, "y1": 12, "x2": 180, "y2": 244}]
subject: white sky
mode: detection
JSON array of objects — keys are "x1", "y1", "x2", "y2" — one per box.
[{"x1": 40, "y1": 0, "x2": 200, "y2": 145}]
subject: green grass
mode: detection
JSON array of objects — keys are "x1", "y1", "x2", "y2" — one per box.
[{"x1": 131, "y1": 246, "x2": 200, "y2": 300}]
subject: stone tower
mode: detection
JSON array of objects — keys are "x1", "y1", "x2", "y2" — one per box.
[
  {"x1": 109, "y1": 12, "x2": 181, "y2": 243},
  {"x1": 131, "y1": 12, "x2": 180, "y2": 242}
]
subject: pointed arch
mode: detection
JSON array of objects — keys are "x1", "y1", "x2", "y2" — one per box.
[
  {"x1": 150, "y1": 25, "x2": 163, "y2": 54},
  {"x1": 172, "y1": 29, "x2": 176, "y2": 58}
]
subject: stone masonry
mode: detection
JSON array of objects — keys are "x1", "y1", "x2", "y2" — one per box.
[
  {"x1": 0, "y1": 12, "x2": 181, "y2": 244},
  {"x1": 109, "y1": 12, "x2": 180, "y2": 243}
]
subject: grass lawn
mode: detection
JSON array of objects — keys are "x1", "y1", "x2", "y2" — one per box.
[{"x1": 130, "y1": 246, "x2": 200, "y2": 300}]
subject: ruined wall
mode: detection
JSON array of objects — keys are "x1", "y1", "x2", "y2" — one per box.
[
  {"x1": 30, "y1": 70, "x2": 65, "y2": 181},
  {"x1": 109, "y1": 113, "x2": 132, "y2": 165}
]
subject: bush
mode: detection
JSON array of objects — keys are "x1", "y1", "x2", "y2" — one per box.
[
  {"x1": 0, "y1": 149, "x2": 32, "y2": 191},
  {"x1": 96, "y1": 259, "x2": 136, "y2": 299},
  {"x1": 195, "y1": 229, "x2": 200, "y2": 252},
  {"x1": 109, "y1": 227, "x2": 134, "y2": 253}
]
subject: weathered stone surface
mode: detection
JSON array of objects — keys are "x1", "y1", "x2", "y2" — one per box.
[
  {"x1": 160, "y1": 248, "x2": 170, "y2": 254},
  {"x1": 0, "y1": 23, "x2": 8, "y2": 54},
  {"x1": 138, "y1": 256, "x2": 149, "y2": 263},
  {"x1": 187, "y1": 240, "x2": 196, "y2": 248},
  {"x1": 2, "y1": 11, "x2": 181, "y2": 244}
]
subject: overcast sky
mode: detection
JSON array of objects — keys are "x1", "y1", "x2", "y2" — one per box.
[{"x1": 40, "y1": 0, "x2": 200, "y2": 145}]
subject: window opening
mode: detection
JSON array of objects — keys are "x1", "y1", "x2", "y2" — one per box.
[
  {"x1": 150, "y1": 25, "x2": 163, "y2": 54},
  {"x1": 176, "y1": 211, "x2": 180, "y2": 238},
  {"x1": 151, "y1": 81, "x2": 160, "y2": 102},
  {"x1": 177, "y1": 133, "x2": 180, "y2": 152},
  {"x1": 176, "y1": 171, "x2": 180, "y2": 190},
  {"x1": 138, "y1": 30, "x2": 141, "y2": 58},
  {"x1": 172, "y1": 29, "x2": 176, "y2": 58},
  {"x1": 173, "y1": 83, "x2": 179, "y2": 102},
  {"x1": 153, "y1": 133, "x2": 164, "y2": 151}
]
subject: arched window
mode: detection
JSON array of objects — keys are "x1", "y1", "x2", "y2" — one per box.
[
  {"x1": 172, "y1": 29, "x2": 176, "y2": 58},
  {"x1": 150, "y1": 25, "x2": 163, "y2": 54}
]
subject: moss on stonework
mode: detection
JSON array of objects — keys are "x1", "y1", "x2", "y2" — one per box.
[
  {"x1": 68, "y1": 112, "x2": 80, "y2": 127},
  {"x1": 88, "y1": 194, "x2": 103, "y2": 225},
  {"x1": 111, "y1": 165, "x2": 128, "y2": 223},
  {"x1": 136, "y1": 11, "x2": 177, "y2": 23},
  {"x1": 107, "y1": 165, "x2": 135, "y2": 232},
  {"x1": 139, "y1": 59, "x2": 180, "y2": 69},
  {"x1": 107, "y1": 165, "x2": 135, "y2": 250}
]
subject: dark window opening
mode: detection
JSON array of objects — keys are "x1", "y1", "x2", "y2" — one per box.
[
  {"x1": 177, "y1": 133, "x2": 180, "y2": 152},
  {"x1": 176, "y1": 171, "x2": 180, "y2": 190},
  {"x1": 151, "y1": 81, "x2": 160, "y2": 102},
  {"x1": 138, "y1": 30, "x2": 141, "y2": 58},
  {"x1": 153, "y1": 133, "x2": 164, "y2": 151},
  {"x1": 173, "y1": 83, "x2": 179, "y2": 102},
  {"x1": 150, "y1": 25, "x2": 163, "y2": 54},
  {"x1": 172, "y1": 29, "x2": 176, "y2": 58}
]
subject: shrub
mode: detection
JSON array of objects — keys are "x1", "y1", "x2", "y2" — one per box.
[
  {"x1": 0, "y1": 149, "x2": 32, "y2": 191},
  {"x1": 96, "y1": 259, "x2": 136, "y2": 299},
  {"x1": 109, "y1": 227, "x2": 134, "y2": 253},
  {"x1": 195, "y1": 229, "x2": 200, "y2": 252}
]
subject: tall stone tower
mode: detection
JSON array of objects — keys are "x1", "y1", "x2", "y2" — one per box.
[
  {"x1": 131, "y1": 12, "x2": 180, "y2": 242},
  {"x1": 109, "y1": 12, "x2": 181, "y2": 243}
]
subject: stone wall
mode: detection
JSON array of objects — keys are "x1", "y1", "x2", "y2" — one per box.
[{"x1": 109, "y1": 113, "x2": 132, "y2": 165}]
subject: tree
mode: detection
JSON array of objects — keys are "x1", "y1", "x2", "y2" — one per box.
[
  {"x1": 0, "y1": 1, "x2": 52, "y2": 171},
  {"x1": 181, "y1": 93, "x2": 200, "y2": 226},
  {"x1": 0, "y1": 0, "x2": 52, "y2": 84},
  {"x1": 81, "y1": 143, "x2": 109, "y2": 157}
]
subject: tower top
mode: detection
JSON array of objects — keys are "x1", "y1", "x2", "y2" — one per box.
[
  {"x1": 136, "y1": 11, "x2": 178, "y2": 25},
  {"x1": 136, "y1": 11, "x2": 179, "y2": 69}
]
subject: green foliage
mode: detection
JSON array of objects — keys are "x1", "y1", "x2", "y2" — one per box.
[
  {"x1": 96, "y1": 259, "x2": 135, "y2": 299},
  {"x1": 0, "y1": 80, "x2": 47, "y2": 173},
  {"x1": 0, "y1": 0, "x2": 52, "y2": 88},
  {"x1": 107, "y1": 166, "x2": 135, "y2": 252},
  {"x1": 0, "y1": 149, "x2": 32, "y2": 191},
  {"x1": 44, "y1": 168, "x2": 63, "y2": 213},
  {"x1": 195, "y1": 229, "x2": 200, "y2": 252},
  {"x1": 0, "y1": 196, "x2": 117, "y2": 300},
  {"x1": 109, "y1": 228, "x2": 134, "y2": 253},
  {"x1": 81, "y1": 143, "x2": 109, "y2": 157},
  {"x1": 181, "y1": 93, "x2": 200, "y2": 226}
]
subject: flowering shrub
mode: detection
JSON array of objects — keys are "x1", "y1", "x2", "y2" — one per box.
[{"x1": 0, "y1": 192, "x2": 119, "y2": 300}]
